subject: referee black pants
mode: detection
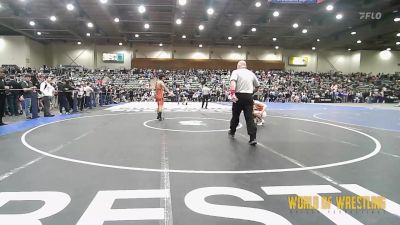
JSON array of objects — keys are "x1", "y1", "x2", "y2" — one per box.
[
  {"x1": 202, "y1": 95, "x2": 209, "y2": 108},
  {"x1": 230, "y1": 93, "x2": 257, "y2": 140}
]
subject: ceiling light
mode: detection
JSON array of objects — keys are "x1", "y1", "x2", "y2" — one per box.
[
  {"x1": 255, "y1": 2, "x2": 261, "y2": 7},
  {"x1": 251, "y1": 27, "x2": 257, "y2": 32},
  {"x1": 87, "y1": 22, "x2": 94, "y2": 28},
  {"x1": 86, "y1": 33, "x2": 91, "y2": 37},
  {"x1": 326, "y1": 4, "x2": 334, "y2": 11},
  {"x1": 348, "y1": 48, "x2": 351, "y2": 51},
  {"x1": 336, "y1": 13, "x2": 343, "y2": 20},
  {"x1": 114, "y1": 18, "x2": 120, "y2": 23},
  {"x1": 135, "y1": 34, "x2": 139, "y2": 38},
  {"x1": 317, "y1": 39, "x2": 320, "y2": 42},
  {"x1": 273, "y1": 11, "x2": 280, "y2": 17},
  {"x1": 275, "y1": 46, "x2": 279, "y2": 49},
  {"x1": 66, "y1": 3, "x2": 74, "y2": 11},
  {"x1": 182, "y1": 35, "x2": 186, "y2": 39},
  {"x1": 312, "y1": 47, "x2": 316, "y2": 50},
  {"x1": 29, "y1": 21, "x2": 35, "y2": 26},
  {"x1": 379, "y1": 50, "x2": 392, "y2": 60},
  {"x1": 394, "y1": 18, "x2": 400, "y2": 22},
  {"x1": 272, "y1": 37, "x2": 277, "y2": 41},
  {"x1": 386, "y1": 48, "x2": 391, "y2": 51},
  {"x1": 100, "y1": 0, "x2": 108, "y2": 3},
  {"x1": 199, "y1": 24, "x2": 204, "y2": 30},
  {"x1": 228, "y1": 36, "x2": 232, "y2": 40},
  {"x1": 176, "y1": 18, "x2": 182, "y2": 25},
  {"x1": 159, "y1": 43, "x2": 163, "y2": 47},
  {"x1": 37, "y1": 32, "x2": 41, "y2": 36},
  {"x1": 50, "y1": 16, "x2": 57, "y2": 22},
  {"x1": 357, "y1": 40, "x2": 362, "y2": 44},
  {"x1": 199, "y1": 44, "x2": 203, "y2": 48},
  {"x1": 235, "y1": 20, "x2": 242, "y2": 27},
  {"x1": 351, "y1": 31, "x2": 356, "y2": 35},
  {"x1": 397, "y1": 33, "x2": 400, "y2": 37},
  {"x1": 207, "y1": 8, "x2": 214, "y2": 15},
  {"x1": 178, "y1": 0, "x2": 187, "y2": 6},
  {"x1": 138, "y1": 5, "x2": 146, "y2": 14},
  {"x1": 119, "y1": 42, "x2": 123, "y2": 46},
  {"x1": 302, "y1": 29, "x2": 308, "y2": 34},
  {"x1": 396, "y1": 42, "x2": 400, "y2": 45},
  {"x1": 144, "y1": 23, "x2": 150, "y2": 29},
  {"x1": 237, "y1": 45, "x2": 242, "y2": 49},
  {"x1": 292, "y1": 23, "x2": 299, "y2": 28},
  {"x1": 77, "y1": 41, "x2": 82, "y2": 45}
]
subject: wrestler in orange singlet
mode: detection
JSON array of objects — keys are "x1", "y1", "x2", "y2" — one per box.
[{"x1": 155, "y1": 74, "x2": 173, "y2": 121}]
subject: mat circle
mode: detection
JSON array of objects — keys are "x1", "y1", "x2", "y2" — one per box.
[
  {"x1": 143, "y1": 117, "x2": 243, "y2": 132},
  {"x1": 21, "y1": 113, "x2": 381, "y2": 174}
]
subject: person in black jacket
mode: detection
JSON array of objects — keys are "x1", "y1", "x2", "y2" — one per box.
[
  {"x1": 64, "y1": 80, "x2": 74, "y2": 109},
  {"x1": 6, "y1": 75, "x2": 19, "y2": 116},
  {"x1": 0, "y1": 69, "x2": 9, "y2": 125},
  {"x1": 57, "y1": 80, "x2": 70, "y2": 114}
]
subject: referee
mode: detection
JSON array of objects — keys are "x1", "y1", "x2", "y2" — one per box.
[
  {"x1": 228, "y1": 61, "x2": 260, "y2": 145},
  {"x1": 201, "y1": 84, "x2": 210, "y2": 109}
]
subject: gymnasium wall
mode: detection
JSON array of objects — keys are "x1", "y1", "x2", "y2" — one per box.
[
  {"x1": 0, "y1": 36, "x2": 30, "y2": 67},
  {"x1": 132, "y1": 58, "x2": 284, "y2": 70},
  {"x1": 0, "y1": 36, "x2": 48, "y2": 68},
  {"x1": 317, "y1": 50, "x2": 361, "y2": 74},
  {"x1": 46, "y1": 42, "x2": 95, "y2": 69},
  {"x1": 0, "y1": 36, "x2": 399, "y2": 74},
  {"x1": 26, "y1": 38, "x2": 48, "y2": 69},
  {"x1": 360, "y1": 50, "x2": 400, "y2": 74}
]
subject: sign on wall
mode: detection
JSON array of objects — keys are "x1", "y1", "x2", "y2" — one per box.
[
  {"x1": 102, "y1": 53, "x2": 124, "y2": 63},
  {"x1": 268, "y1": 0, "x2": 325, "y2": 4},
  {"x1": 288, "y1": 56, "x2": 308, "y2": 66}
]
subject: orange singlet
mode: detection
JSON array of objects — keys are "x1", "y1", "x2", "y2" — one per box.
[{"x1": 155, "y1": 81, "x2": 164, "y2": 106}]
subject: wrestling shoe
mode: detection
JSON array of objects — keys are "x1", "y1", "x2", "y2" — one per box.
[{"x1": 249, "y1": 139, "x2": 257, "y2": 146}]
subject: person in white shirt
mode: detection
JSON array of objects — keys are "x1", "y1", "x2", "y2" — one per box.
[
  {"x1": 201, "y1": 84, "x2": 211, "y2": 109},
  {"x1": 84, "y1": 83, "x2": 94, "y2": 109},
  {"x1": 77, "y1": 84, "x2": 85, "y2": 111},
  {"x1": 40, "y1": 76, "x2": 55, "y2": 117},
  {"x1": 228, "y1": 61, "x2": 260, "y2": 146}
]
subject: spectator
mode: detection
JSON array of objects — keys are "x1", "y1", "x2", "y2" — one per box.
[
  {"x1": 40, "y1": 76, "x2": 55, "y2": 117},
  {"x1": 21, "y1": 75, "x2": 34, "y2": 119},
  {"x1": 84, "y1": 82, "x2": 94, "y2": 109}
]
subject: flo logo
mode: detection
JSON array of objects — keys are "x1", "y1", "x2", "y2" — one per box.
[{"x1": 359, "y1": 12, "x2": 382, "y2": 20}]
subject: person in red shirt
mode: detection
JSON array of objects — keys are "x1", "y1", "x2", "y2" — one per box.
[{"x1": 155, "y1": 74, "x2": 173, "y2": 121}]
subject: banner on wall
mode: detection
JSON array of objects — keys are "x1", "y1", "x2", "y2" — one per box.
[
  {"x1": 102, "y1": 53, "x2": 124, "y2": 63},
  {"x1": 268, "y1": 0, "x2": 325, "y2": 3},
  {"x1": 288, "y1": 56, "x2": 308, "y2": 66}
]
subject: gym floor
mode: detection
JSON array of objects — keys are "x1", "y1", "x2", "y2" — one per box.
[{"x1": 0, "y1": 102, "x2": 399, "y2": 225}]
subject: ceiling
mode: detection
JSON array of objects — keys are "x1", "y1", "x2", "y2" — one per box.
[{"x1": 0, "y1": 0, "x2": 399, "y2": 51}]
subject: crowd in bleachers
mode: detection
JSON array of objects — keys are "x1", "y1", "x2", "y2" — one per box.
[{"x1": 1, "y1": 66, "x2": 400, "y2": 124}]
